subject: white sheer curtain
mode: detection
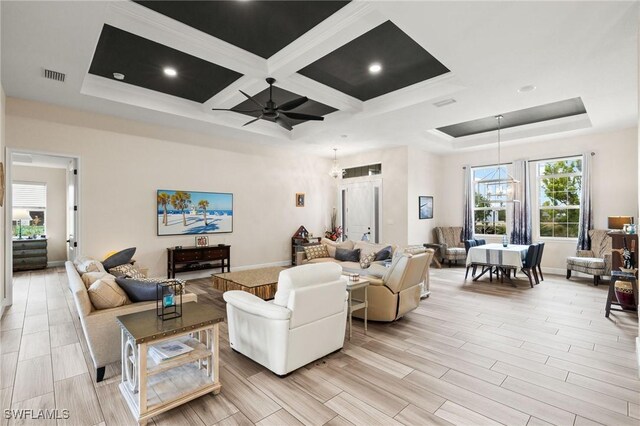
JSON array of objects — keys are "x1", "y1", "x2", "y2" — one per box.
[
  {"x1": 577, "y1": 152, "x2": 592, "y2": 250},
  {"x1": 510, "y1": 159, "x2": 532, "y2": 244},
  {"x1": 462, "y1": 166, "x2": 474, "y2": 241}
]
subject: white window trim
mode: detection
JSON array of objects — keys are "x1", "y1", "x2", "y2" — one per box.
[{"x1": 471, "y1": 164, "x2": 513, "y2": 237}]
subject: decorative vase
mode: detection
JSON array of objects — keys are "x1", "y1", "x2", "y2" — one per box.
[
  {"x1": 502, "y1": 235, "x2": 508, "y2": 247},
  {"x1": 614, "y1": 280, "x2": 636, "y2": 310}
]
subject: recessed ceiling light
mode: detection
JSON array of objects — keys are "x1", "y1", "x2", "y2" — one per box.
[
  {"x1": 518, "y1": 84, "x2": 536, "y2": 93},
  {"x1": 163, "y1": 67, "x2": 177, "y2": 77},
  {"x1": 368, "y1": 63, "x2": 382, "y2": 74},
  {"x1": 113, "y1": 72, "x2": 125, "y2": 80}
]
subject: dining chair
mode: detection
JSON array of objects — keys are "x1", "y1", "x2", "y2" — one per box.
[
  {"x1": 534, "y1": 242, "x2": 545, "y2": 282},
  {"x1": 464, "y1": 239, "x2": 478, "y2": 279},
  {"x1": 521, "y1": 244, "x2": 540, "y2": 288}
]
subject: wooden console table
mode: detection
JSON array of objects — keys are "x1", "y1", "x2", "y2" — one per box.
[{"x1": 167, "y1": 245, "x2": 230, "y2": 278}]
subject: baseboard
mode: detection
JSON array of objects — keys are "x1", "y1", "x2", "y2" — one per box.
[
  {"x1": 231, "y1": 260, "x2": 291, "y2": 272},
  {"x1": 542, "y1": 267, "x2": 598, "y2": 279},
  {"x1": 47, "y1": 261, "x2": 65, "y2": 268}
]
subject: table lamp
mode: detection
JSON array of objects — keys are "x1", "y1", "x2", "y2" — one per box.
[{"x1": 13, "y1": 209, "x2": 32, "y2": 239}]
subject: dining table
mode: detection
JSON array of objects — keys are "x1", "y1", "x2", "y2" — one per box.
[{"x1": 466, "y1": 243, "x2": 530, "y2": 283}]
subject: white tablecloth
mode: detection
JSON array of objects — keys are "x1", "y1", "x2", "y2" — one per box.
[{"x1": 466, "y1": 243, "x2": 529, "y2": 269}]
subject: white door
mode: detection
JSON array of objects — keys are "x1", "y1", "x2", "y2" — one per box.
[
  {"x1": 341, "y1": 180, "x2": 381, "y2": 243},
  {"x1": 66, "y1": 160, "x2": 78, "y2": 261}
]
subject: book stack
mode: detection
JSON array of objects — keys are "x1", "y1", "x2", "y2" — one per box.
[{"x1": 149, "y1": 340, "x2": 194, "y2": 364}]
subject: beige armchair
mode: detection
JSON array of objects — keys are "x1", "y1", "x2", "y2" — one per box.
[
  {"x1": 352, "y1": 251, "x2": 431, "y2": 322},
  {"x1": 435, "y1": 226, "x2": 466, "y2": 267},
  {"x1": 566, "y1": 229, "x2": 611, "y2": 286}
]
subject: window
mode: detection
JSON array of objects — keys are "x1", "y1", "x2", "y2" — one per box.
[
  {"x1": 537, "y1": 157, "x2": 582, "y2": 238},
  {"x1": 12, "y1": 182, "x2": 46, "y2": 238},
  {"x1": 472, "y1": 165, "x2": 508, "y2": 235}
]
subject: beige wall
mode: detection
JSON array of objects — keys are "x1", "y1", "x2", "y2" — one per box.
[
  {"x1": 6, "y1": 98, "x2": 334, "y2": 277},
  {"x1": 439, "y1": 127, "x2": 639, "y2": 271},
  {"x1": 407, "y1": 146, "x2": 441, "y2": 245},
  {"x1": 12, "y1": 165, "x2": 67, "y2": 264},
  {"x1": 1, "y1": 87, "x2": 5, "y2": 309}
]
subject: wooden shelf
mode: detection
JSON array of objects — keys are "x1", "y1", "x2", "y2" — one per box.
[{"x1": 146, "y1": 337, "x2": 210, "y2": 377}]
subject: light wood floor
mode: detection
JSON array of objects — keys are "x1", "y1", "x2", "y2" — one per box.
[{"x1": 1, "y1": 266, "x2": 638, "y2": 426}]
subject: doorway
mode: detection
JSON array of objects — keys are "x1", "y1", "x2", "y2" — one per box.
[
  {"x1": 4, "y1": 149, "x2": 80, "y2": 308},
  {"x1": 338, "y1": 178, "x2": 382, "y2": 243}
]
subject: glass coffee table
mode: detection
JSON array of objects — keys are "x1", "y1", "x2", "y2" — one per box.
[{"x1": 116, "y1": 302, "x2": 225, "y2": 425}]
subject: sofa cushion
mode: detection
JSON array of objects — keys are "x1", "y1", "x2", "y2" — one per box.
[
  {"x1": 81, "y1": 271, "x2": 116, "y2": 289},
  {"x1": 321, "y1": 238, "x2": 353, "y2": 258},
  {"x1": 116, "y1": 277, "x2": 181, "y2": 302},
  {"x1": 354, "y1": 241, "x2": 387, "y2": 261},
  {"x1": 335, "y1": 248, "x2": 360, "y2": 262},
  {"x1": 374, "y1": 245, "x2": 393, "y2": 261},
  {"x1": 87, "y1": 276, "x2": 130, "y2": 309},
  {"x1": 567, "y1": 256, "x2": 606, "y2": 270},
  {"x1": 340, "y1": 261, "x2": 363, "y2": 274},
  {"x1": 102, "y1": 247, "x2": 136, "y2": 270},
  {"x1": 360, "y1": 252, "x2": 377, "y2": 269},
  {"x1": 364, "y1": 263, "x2": 387, "y2": 278},
  {"x1": 109, "y1": 263, "x2": 145, "y2": 279},
  {"x1": 76, "y1": 258, "x2": 106, "y2": 274},
  {"x1": 304, "y1": 244, "x2": 330, "y2": 261},
  {"x1": 307, "y1": 258, "x2": 341, "y2": 264}
]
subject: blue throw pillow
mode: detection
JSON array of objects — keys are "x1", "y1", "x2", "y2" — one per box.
[
  {"x1": 115, "y1": 277, "x2": 166, "y2": 302},
  {"x1": 102, "y1": 247, "x2": 136, "y2": 270},
  {"x1": 374, "y1": 246, "x2": 393, "y2": 261},
  {"x1": 335, "y1": 248, "x2": 361, "y2": 262}
]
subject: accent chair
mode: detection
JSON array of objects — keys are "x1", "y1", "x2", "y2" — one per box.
[
  {"x1": 566, "y1": 229, "x2": 611, "y2": 286},
  {"x1": 435, "y1": 226, "x2": 466, "y2": 267}
]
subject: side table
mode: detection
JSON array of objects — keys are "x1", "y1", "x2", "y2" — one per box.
[
  {"x1": 344, "y1": 277, "x2": 369, "y2": 340},
  {"x1": 423, "y1": 243, "x2": 443, "y2": 268},
  {"x1": 116, "y1": 302, "x2": 225, "y2": 425},
  {"x1": 606, "y1": 271, "x2": 638, "y2": 317}
]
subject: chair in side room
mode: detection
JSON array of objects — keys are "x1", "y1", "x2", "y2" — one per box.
[
  {"x1": 520, "y1": 244, "x2": 540, "y2": 288},
  {"x1": 434, "y1": 226, "x2": 466, "y2": 267},
  {"x1": 223, "y1": 263, "x2": 347, "y2": 376},
  {"x1": 534, "y1": 241, "x2": 545, "y2": 282},
  {"x1": 566, "y1": 230, "x2": 611, "y2": 286}
]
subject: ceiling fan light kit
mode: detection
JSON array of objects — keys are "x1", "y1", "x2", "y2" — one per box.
[{"x1": 212, "y1": 77, "x2": 325, "y2": 131}]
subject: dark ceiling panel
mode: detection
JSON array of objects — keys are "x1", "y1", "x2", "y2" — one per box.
[
  {"x1": 437, "y1": 98, "x2": 588, "y2": 138},
  {"x1": 298, "y1": 20, "x2": 449, "y2": 101},
  {"x1": 88, "y1": 25, "x2": 242, "y2": 103},
  {"x1": 135, "y1": 1, "x2": 350, "y2": 59},
  {"x1": 230, "y1": 85, "x2": 337, "y2": 127}
]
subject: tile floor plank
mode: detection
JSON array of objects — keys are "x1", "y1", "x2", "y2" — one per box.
[{"x1": 324, "y1": 392, "x2": 403, "y2": 426}]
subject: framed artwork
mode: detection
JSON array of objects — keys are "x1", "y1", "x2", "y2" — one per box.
[
  {"x1": 157, "y1": 190, "x2": 233, "y2": 236},
  {"x1": 296, "y1": 193, "x2": 305, "y2": 207},
  {"x1": 419, "y1": 196, "x2": 433, "y2": 219},
  {"x1": 195, "y1": 236, "x2": 209, "y2": 247}
]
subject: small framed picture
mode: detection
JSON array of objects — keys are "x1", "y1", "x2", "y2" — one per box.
[
  {"x1": 195, "y1": 236, "x2": 209, "y2": 247},
  {"x1": 296, "y1": 193, "x2": 305, "y2": 207},
  {"x1": 419, "y1": 196, "x2": 433, "y2": 219}
]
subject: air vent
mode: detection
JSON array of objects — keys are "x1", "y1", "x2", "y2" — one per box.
[
  {"x1": 433, "y1": 98, "x2": 456, "y2": 107},
  {"x1": 43, "y1": 68, "x2": 65, "y2": 82}
]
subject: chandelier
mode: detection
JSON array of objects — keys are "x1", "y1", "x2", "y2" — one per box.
[
  {"x1": 329, "y1": 148, "x2": 344, "y2": 179},
  {"x1": 480, "y1": 115, "x2": 520, "y2": 203}
]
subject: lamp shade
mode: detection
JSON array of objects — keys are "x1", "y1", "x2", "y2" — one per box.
[
  {"x1": 608, "y1": 216, "x2": 633, "y2": 230},
  {"x1": 13, "y1": 209, "x2": 32, "y2": 222}
]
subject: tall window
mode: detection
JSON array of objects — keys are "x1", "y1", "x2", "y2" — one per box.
[
  {"x1": 537, "y1": 157, "x2": 582, "y2": 238},
  {"x1": 12, "y1": 182, "x2": 46, "y2": 237},
  {"x1": 472, "y1": 165, "x2": 508, "y2": 235}
]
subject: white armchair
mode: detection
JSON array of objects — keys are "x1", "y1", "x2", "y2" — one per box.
[{"x1": 223, "y1": 263, "x2": 348, "y2": 376}]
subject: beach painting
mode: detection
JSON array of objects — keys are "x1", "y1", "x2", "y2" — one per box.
[{"x1": 157, "y1": 190, "x2": 233, "y2": 236}]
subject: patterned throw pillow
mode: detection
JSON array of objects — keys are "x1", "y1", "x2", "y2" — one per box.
[
  {"x1": 304, "y1": 244, "x2": 330, "y2": 260},
  {"x1": 359, "y1": 252, "x2": 377, "y2": 269},
  {"x1": 109, "y1": 263, "x2": 145, "y2": 279}
]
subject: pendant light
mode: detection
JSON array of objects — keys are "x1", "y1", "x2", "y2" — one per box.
[
  {"x1": 479, "y1": 115, "x2": 520, "y2": 203},
  {"x1": 329, "y1": 148, "x2": 344, "y2": 179}
]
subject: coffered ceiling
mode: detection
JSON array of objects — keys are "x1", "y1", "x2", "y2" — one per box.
[{"x1": 1, "y1": 1, "x2": 637, "y2": 156}]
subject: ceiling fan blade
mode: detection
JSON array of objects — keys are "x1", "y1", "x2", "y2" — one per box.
[
  {"x1": 279, "y1": 96, "x2": 308, "y2": 111},
  {"x1": 281, "y1": 111, "x2": 324, "y2": 121},
  {"x1": 212, "y1": 108, "x2": 262, "y2": 113},
  {"x1": 239, "y1": 90, "x2": 264, "y2": 109},
  {"x1": 242, "y1": 116, "x2": 263, "y2": 127},
  {"x1": 275, "y1": 116, "x2": 293, "y2": 131}
]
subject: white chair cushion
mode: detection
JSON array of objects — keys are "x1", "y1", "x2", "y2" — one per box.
[
  {"x1": 274, "y1": 263, "x2": 343, "y2": 307},
  {"x1": 567, "y1": 256, "x2": 605, "y2": 269}
]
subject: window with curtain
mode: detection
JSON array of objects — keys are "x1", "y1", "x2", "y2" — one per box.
[
  {"x1": 12, "y1": 182, "x2": 47, "y2": 237},
  {"x1": 536, "y1": 157, "x2": 582, "y2": 238},
  {"x1": 472, "y1": 165, "x2": 508, "y2": 235}
]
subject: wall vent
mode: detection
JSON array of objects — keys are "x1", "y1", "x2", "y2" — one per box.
[
  {"x1": 43, "y1": 68, "x2": 66, "y2": 82},
  {"x1": 433, "y1": 98, "x2": 456, "y2": 107}
]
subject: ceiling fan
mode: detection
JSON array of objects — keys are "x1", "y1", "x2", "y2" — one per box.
[{"x1": 212, "y1": 77, "x2": 324, "y2": 131}]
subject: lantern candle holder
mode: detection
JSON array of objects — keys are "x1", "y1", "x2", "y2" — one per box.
[{"x1": 156, "y1": 280, "x2": 183, "y2": 320}]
